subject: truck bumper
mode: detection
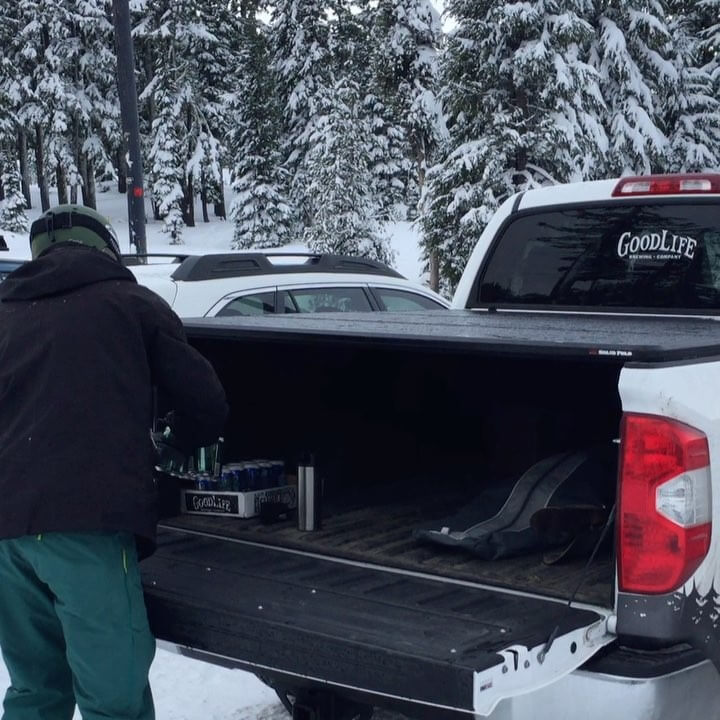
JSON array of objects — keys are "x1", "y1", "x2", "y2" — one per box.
[
  {"x1": 158, "y1": 641, "x2": 719, "y2": 720},
  {"x1": 489, "y1": 658, "x2": 719, "y2": 720}
]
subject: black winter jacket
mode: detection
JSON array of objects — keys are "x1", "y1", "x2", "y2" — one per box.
[{"x1": 0, "y1": 244, "x2": 228, "y2": 555}]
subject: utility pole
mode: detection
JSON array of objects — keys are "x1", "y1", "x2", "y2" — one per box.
[{"x1": 112, "y1": 0, "x2": 147, "y2": 256}]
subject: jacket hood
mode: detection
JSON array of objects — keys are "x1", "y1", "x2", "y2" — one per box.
[{"x1": 0, "y1": 243, "x2": 136, "y2": 302}]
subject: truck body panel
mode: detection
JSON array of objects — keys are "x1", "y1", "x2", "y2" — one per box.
[{"x1": 617, "y1": 359, "x2": 720, "y2": 665}]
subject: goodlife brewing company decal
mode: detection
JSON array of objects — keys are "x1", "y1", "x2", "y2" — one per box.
[{"x1": 617, "y1": 229, "x2": 697, "y2": 261}]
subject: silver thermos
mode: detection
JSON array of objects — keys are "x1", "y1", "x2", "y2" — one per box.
[{"x1": 297, "y1": 454, "x2": 321, "y2": 531}]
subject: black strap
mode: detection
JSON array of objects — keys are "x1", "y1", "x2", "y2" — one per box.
[{"x1": 30, "y1": 210, "x2": 117, "y2": 249}]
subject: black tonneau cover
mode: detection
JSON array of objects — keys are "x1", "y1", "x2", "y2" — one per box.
[{"x1": 183, "y1": 310, "x2": 720, "y2": 363}]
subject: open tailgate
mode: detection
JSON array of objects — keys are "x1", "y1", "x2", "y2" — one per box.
[{"x1": 141, "y1": 528, "x2": 614, "y2": 716}]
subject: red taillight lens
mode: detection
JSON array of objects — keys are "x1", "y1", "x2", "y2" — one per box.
[
  {"x1": 618, "y1": 414, "x2": 712, "y2": 595},
  {"x1": 612, "y1": 173, "x2": 720, "y2": 196}
]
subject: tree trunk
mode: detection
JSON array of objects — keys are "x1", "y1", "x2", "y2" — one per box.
[
  {"x1": 84, "y1": 159, "x2": 97, "y2": 209},
  {"x1": 415, "y1": 137, "x2": 439, "y2": 292},
  {"x1": 34, "y1": 124, "x2": 50, "y2": 211},
  {"x1": 214, "y1": 171, "x2": 226, "y2": 219},
  {"x1": 17, "y1": 131, "x2": 31, "y2": 209},
  {"x1": 153, "y1": 200, "x2": 161, "y2": 221},
  {"x1": 79, "y1": 154, "x2": 97, "y2": 209},
  {"x1": 0, "y1": 174, "x2": 4, "y2": 202},
  {"x1": 79, "y1": 152, "x2": 88, "y2": 204},
  {"x1": 201, "y1": 171, "x2": 209, "y2": 223},
  {"x1": 182, "y1": 172, "x2": 195, "y2": 227},
  {"x1": 117, "y1": 146, "x2": 127, "y2": 194},
  {"x1": 429, "y1": 251, "x2": 440, "y2": 293},
  {"x1": 56, "y1": 164, "x2": 68, "y2": 205},
  {"x1": 143, "y1": 44, "x2": 156, "y2": 127},
  {"x1": 514, "y1": 89, "x2": 528, "y2": 181},
  {"x1": 71, "y1": 115, "x2": 80, "y2": 204}
]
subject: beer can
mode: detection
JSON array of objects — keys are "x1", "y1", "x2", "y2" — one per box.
[
  {"x1": 244, "y1": 463, "x2": 260, "y2": 491},
  {"x1": 270, "y1": 461, "x2": 285, "y2": 486},
  {"x1": 220, "y1": 471, "x2": 234, "y2": 491},
  {"x1": 257, "y1": 461, "x2": 274, "y2": 489}
]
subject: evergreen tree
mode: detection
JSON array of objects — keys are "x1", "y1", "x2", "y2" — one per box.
[
  {"x1": 16, "y1": 0, "x2": 73, "y2": 210},
  {"x1": 337, "y1": 3, "x2": 408, "y2": 220},
  {"x1": 148, "y1": 81, "x2": 185, "y2": 243},
  {"x1": 371, "y1": 0, "x2": 446, "y2": 214},
  {"x1": 0, "y1": 1, "x2": 32, "y2": 208},
  {"x1": 0, "y1": 157, "x2": 29, "y2": 233},
  {"x1": 270, "y1": 0, "x2": 337, "y2": 232},
  {"x1": 590, "y1": 0, "x2": 673, "y2": 175},
  {"x1": 70, "y1": 0, "x2": 120, "y2": 203},
  {"x1": 140, "y1": 0, "x2": 229, "y2": 240},
  {"x1": 665, "y1": 1, "x2": 720, "y2": 171},
  {"x1": 700, "y1": 0, "x2": 720, "y2": 77},
  {"x1": 422, "y1": 0, "x2": 606, "y2": 290},
  {"x1": 228, "y1": 18, "x2": 292, "y2": 249},
  {"x1": 301, "y1": 80, "x2": 393, "y2": 264}
]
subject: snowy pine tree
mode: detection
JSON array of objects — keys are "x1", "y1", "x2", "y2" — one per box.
[
  {"x1": 371, "y1": 0, "x2": 446, "y2": 215},
  {"x1": 271, "y1": 0, "x2": 337, "y2": 232},
  {"x1": 334, "y1": 4, "x2": 408, "y2": 220},
  {"x1": 140, "y1": 0, "x2": 229, "y2": 241},
  {"x1": 228, "y1": 18, "x2": 292, "y2": 249},
  {"x1": 15, "y1": 0, "x2": 74, "y2": 210},
  {"x1": 0, "y1": 156, "x2": 29, "y2": 232},
  {"x1": 301, "y1": 80, "x2": 393, "y2": 264},
  {"x1": 590, "y1": 0, "x2": 673, "y2": 175},
  {"x1": 148, "y1": 86, "x2": 184, "y2": 243},
  {"x1": 69, "y1": 0, "x2": 120, "y2": 203},
  {"x1": 421, "y1": 0, "x2": 606, "y2": 290},
  {"x1": 664, "y1": 1, "x2": 720, "y2": 171}
]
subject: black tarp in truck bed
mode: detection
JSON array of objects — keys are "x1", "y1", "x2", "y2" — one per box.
[
  {"x1": 142, "y1": 528, "x2": 603, "y2": 713},
  {"x1": 182, "y1": 309, "x2": 720, "y2": 363}
]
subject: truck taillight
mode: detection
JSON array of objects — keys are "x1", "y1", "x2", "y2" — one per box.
[
  {"x1": 618, "y1": 414, "x2": 712, "y2": 595},
  {"x1": 612, "y1": 173, "x2": 720, "y2": 196}
]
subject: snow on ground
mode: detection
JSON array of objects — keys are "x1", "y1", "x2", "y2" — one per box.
[
  {"x1": 1, "y1": 184, "x2": 429, "y2": 285},
  {"x1": 0, "y1": 647, "x2": 283, "y2": 720},
  {"x1": 0, "y1": 186, "x2": 426, "y2": 718}
]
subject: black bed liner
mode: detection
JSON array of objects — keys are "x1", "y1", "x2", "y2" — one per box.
[
  {"x1": 183, "y1": 309, "x2": 720, "y2": 363},
  {"x1": 161, "y1": 505, "x2": 613, "y2": 606},
  {"x1": 141, "y1": 527, "x2": 603, "y2": 712}
]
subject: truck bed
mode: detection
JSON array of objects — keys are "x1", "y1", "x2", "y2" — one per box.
[
  {"x1": 141, "y1": 527, "x2": 604, "y2": 714},
  {"x1": 160, "y1": 490, "x2": 613, "y2": 606}
]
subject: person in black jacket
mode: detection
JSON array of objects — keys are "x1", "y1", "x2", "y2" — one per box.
[{"x1": 0, "y1": 204, "x2": 228, "y2": 720}]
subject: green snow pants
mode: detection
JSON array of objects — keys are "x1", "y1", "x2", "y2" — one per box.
[{"x1": 0, "y1": 532, "x2": 156, "y2": 720}]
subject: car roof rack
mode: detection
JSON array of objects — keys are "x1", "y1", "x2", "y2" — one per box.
[
  {"x1": 121, "y1": 253, "x2": 189, "y2": 266},
  {"x1": 169, "y1": 253, "x2": 404, "y2": 282}
]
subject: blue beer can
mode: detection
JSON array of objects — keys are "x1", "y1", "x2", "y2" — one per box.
[
  {"x1": 257, "y1": 461, "x2": 273, "y2": 489},
  {"x1": 270, "y1": 461, "x2": 285, "y2": 486},
  {"x1": 220, "y1": 471, "x2": 234, "y2": 491},
  {"x1": 244, "y1": 463, "x2": 260, "y2": 491}
]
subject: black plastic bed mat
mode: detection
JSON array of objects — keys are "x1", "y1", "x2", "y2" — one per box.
[{"x1": 141, "y1": 528, "x2": 604, "y2": 711}]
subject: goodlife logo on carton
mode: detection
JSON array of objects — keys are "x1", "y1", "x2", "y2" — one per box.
[{"x1": 617, "y1": 229, "x2": 697, "y2": 261}]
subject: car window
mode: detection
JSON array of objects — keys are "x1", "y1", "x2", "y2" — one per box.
[
  {"x1": 0, "y1": 261, "x2": 23, "y2": 282},
  {"x1": 477, "y1": 203, "x2": 720, "y2": 312},
  {"x1": 373, "y1": 287, "x2": 446, "y2": 311},
  {"x1": 216, "y1": 291, "x2": 275, "y2": 316},
  {"x1": 282, "y1": 287, "x2": 372, "y2": 313}
]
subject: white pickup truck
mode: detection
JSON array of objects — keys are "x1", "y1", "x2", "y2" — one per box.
[{"x1": 142, "y1": 173, "x2": 720, "y2": 720}]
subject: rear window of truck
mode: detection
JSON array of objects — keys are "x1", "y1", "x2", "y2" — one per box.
[{"x1": 477, "y1": 203, "x2": 720, "y2": 312}]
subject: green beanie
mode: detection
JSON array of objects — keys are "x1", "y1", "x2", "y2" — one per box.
[{"x1": 29, "y1": 204, "x2": 121, "y2": 261}]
